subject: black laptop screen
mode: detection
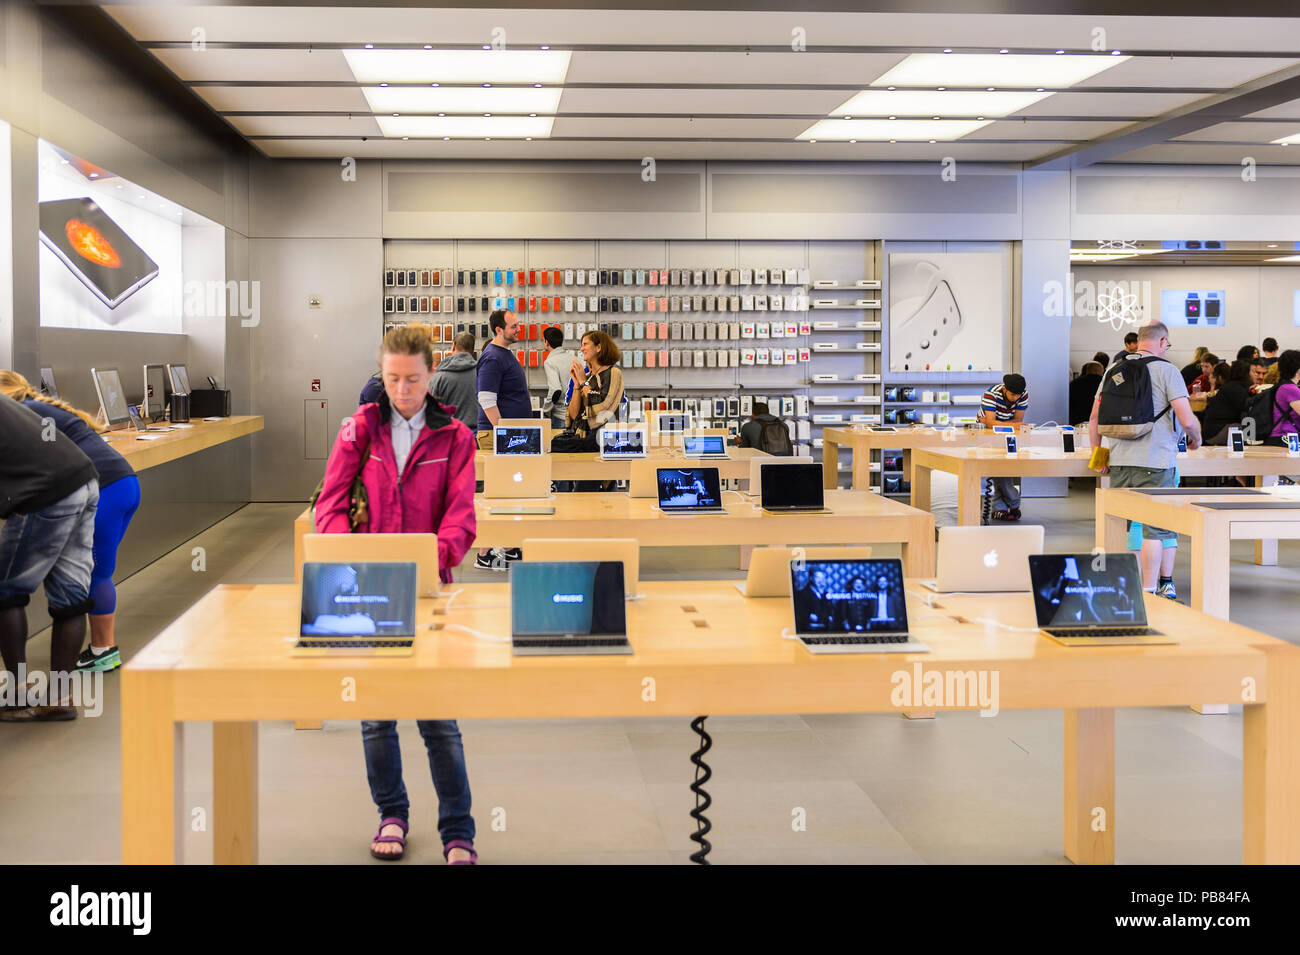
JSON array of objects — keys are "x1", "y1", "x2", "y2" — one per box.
[
  {"x1": 760, "y1": 463, "x2": 824, "y2": 509},
  {"x1": 791, "y1": 559, "x2": 908, "y2": 634},
  {"x1": 494, "y1": 427, "x2": 542, "y2": 455},
  {"x1": 657, "y1": 467, "x2": 722, "y2": 510},
  {"x1": 510, "y1": 561, "x2": 626, "y2": 637},
  {"x1": 301, "y1": 562, "x2": 417, "y2": 636},
  {"x1": 1027, "y1": 554, "x2": 1146, "y2": 628}
]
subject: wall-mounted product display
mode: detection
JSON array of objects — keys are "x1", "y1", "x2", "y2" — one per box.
[
  {"x1": 36, "y1": 140, "x2": 221, "y2": 335},
  {"x1": 888, "y1": 253, "x2": 1005, "y2": 373},
  {"x1": 1160, "y1": 288, "x2": 1226, "y2": 327}
]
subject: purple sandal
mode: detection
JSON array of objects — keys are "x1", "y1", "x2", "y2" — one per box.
[
  {"x1": 370, "y1": 817, "x2": 408, "y2": 861},
  {"x1": 443, "y1": 840, "x2": 478, "y2": 865}
]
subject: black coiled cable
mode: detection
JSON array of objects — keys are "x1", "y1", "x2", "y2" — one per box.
[
  {"x1": 689, "y1": 715, "x2": 712, "y2": 865},
  {"x1": 981, "y1": 476, "x2": 994, "y2": 525}
]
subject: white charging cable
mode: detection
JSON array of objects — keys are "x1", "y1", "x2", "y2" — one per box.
[
  {"x1": 968, "y1": 617, "x2": 1041, "y2": 633},
  {"x1": 780, "y1": 626, "x2": 799, "y2": 641},
  {"x1": 439, "y1": 623, "x2": 511, "y2": 643}
]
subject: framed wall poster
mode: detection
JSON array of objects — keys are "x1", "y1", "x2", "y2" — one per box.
[{"x1": 888, "y1": 252, "x2": 1004, "y2": 373}]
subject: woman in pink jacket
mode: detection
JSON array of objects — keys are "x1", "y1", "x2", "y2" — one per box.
[{"x1": 316, "y1": 326, "x2": 479, "y2": 864}]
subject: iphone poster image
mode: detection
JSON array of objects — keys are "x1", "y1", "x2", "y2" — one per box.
[{"x1": 39, "y1": 197, "x2": 160, "y2": 311}]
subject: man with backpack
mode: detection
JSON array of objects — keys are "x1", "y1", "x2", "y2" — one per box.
[
  {"x1": 737, "y1": 401, "x2": 793, "y2": 455},
  {"x1": 1089, "y1": 321, "x2": 1202, "y2": 599}
]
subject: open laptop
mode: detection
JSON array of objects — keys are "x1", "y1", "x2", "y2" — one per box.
[
  {"x1": 747, "y1": 454, "x2": 813, "y2": 494},
  {"x1": 656, "y1": 467, "x2": 726, "y2": 514},
  {"x1": 600, "y1": 426, "x2": 648, "y2": 460},
  {"x1": 922, "y1": 525, "x2": 1045, "y2": 593},
  {"x1": 293, "y1": 561, "x2": 418, "y2": 656},
  {"x1": 789, "y1": 558, "x2": 930, "y2": 654},
  {"x1": 127, "y1": 404, "x2": 174, "y2": 433},
  {"x1": 1028, "y1": 553, "x2": 1174, "y2": 646},
  {"x1": 737, "y1": 545, "x2": 872, "y2": 597},
  {"x1": 682, "y1": 434, "x2": 729, "y2": 459},
  {"x1": 303, "y1": 533, "x2": 441, "y2": 596},
  {"x1": 510, "y1": 561, "x2": 632, "y2": 656},
  {"x1": 494, "y1": 424, "x2": 543, "y2": 455},
  {"x1": 760, "y1": 462, "x2": 827, "y2": 512},
  {"x1": 521, "y1": 538, "x2": 639, "y2": 598},
  {"x1": 483, "y1": 454, "x2": 552, "y2": 500}
]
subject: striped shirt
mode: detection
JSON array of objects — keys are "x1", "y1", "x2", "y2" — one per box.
[{"x1": 980, "y1": 383, "x2": 1028, "y2": 422}]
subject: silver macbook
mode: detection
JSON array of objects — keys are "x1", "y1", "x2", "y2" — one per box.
[
  {"x1": 790, "y1": 558, "x2": 929, "y2": 654},
  {"x1": 294, "y1": 561, "x2": 418, "y2": 656},
  {"x1": 599, "y1": 426, "x2": 648, "y2": 460},
  {"x1": 510, "y1": 561, "x2": 632, "y2": 656},
  {"x1": 682, "y1": 434, "x2": 728, "y2": 459},
  {"x1": 1028, "y1": 554, "x2": 1172, "y2": 646},
  {"x1": 656, "y1": 467, "x2": 726, "y2": 513},
  {"x1": 921, "y1": 525, "x2": 1044, "y2": 593}
]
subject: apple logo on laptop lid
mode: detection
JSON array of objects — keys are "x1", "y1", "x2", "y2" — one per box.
[{"x1": 983, "y1": 549, "x2": 998, "y2": 568}]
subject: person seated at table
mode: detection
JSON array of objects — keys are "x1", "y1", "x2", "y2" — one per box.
[
  {"x1": 1180, "y1": 346, "x2": 1209, "y2": 386},
  {"x1": 316, "y1": 324, "x2": 479, "y2": 865},
  {"x1": 1265, "y1": 349, "x2": 1300, "y2": 448},
  {"x1": 1069, "y1": 362, "x2": 1104, "y2": 427},
  {"x1": 1188, "y1": 353, "x2": 1219, "y2": 395},
  {"x1": 1202, "y1": 363, "x2": 1250, "y2": 445},
  {"x1": 1, "y1": 371, "x2": 139, "y2": 674},
  {"x1": 1249, "y1": 358, "x2": 1271, "y2": 395},
  {"x1": 736, "y1": 401, "x2": 794, "y2": 455}
]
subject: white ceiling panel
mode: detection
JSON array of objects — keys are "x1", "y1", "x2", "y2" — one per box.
[
  {"x1": 564, "y1": 52, "x2": 908, "y2": 86},
  {"x1": 1073, "y1": 57, "x2": 1300, "y2": 90},
  {"x1": 194, "y1": 86, "x2": 372, "y2": 112},
  {"x1": 963, "y1": 120, "x2": 1129, "y2": 141},
  {"x1": 1105, "y1": 143, "x2": 1300, "y2": 165},
  {"x1": 1173, "y1": 122, "x2": 1300, "y2": 143},
  {"x1": 550, "y1": 116, "x2": 815, "y2": 139},
  {"x1": 226, "y1": 114, "x2": 383, "y2": 137},
  {"x1": 555, "y1": 88, "x2": 853, "y2": 115},
  {"x1": 150, "y1": 48, "x2": 355, "y2": 82},
  {"x1": 1012, "y1": 91, "x2": 1212, "y2": 117},
  {"x1": 1244, "y1": 99, "x2": 1300, "y2": 121}
]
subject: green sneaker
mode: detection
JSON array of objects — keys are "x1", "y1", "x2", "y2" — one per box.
[{"x1": 73, "y1": 647, "x2": 121, "y2": 672}]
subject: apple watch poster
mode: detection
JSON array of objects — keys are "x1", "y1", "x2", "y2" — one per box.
[{"x1": 888, "y1": 253, "x2": 1005, "y2": 373}]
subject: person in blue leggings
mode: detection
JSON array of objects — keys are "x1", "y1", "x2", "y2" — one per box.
[{"x1": 2, "y1": 372, "x2": 140, "y2": 672}]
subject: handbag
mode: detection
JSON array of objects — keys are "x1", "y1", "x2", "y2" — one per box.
[
  {"x1": 310, "y1": 437, "x2": 371, "y2": 532},
  {"x1": 551, "y1": 429, "x2": 599, "y2": 453}
]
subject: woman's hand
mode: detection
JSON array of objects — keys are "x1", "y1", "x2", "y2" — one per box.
[{"x1": 569, "y1": 360, "x2": 584, "y2": 382}]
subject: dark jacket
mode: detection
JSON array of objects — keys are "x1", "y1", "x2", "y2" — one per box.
[
  {"x1": 21, "y1": 399, "x2": 134, "y2": 489},
  {"x1": 1204, "y1": 381, "x2": 1251, "y2": 439},
  {"x1": 0, "y1": 398, "x2": 97, "y2": 518},
  {"x1": 432, "y1": 352, "x2": 480, "y2": 431},
  {"x1": 1068, "y1": 373, "x2": 1102, "y2": 426}
]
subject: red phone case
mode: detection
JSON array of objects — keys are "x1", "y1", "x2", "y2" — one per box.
[
  {"x1": 528, "y1": 270, "x2": 537, "y2": 285},
  {"x1": 528, "y1": 350, "x2": 540, "y2": 367},
  {"x1": 516, "y1": 350, "x2": 527, "y2": 366},
  {"x1": 552, "y1": 270, "x2": 562, "y2": 285}
]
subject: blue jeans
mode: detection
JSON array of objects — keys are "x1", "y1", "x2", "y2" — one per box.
[
  {"x1": 990, "y1": 476, "x2": 1021, "y2": 512},
  {"x1": 0, "y1": 479, "x2": 99, "y2": 614},
  {"x1": 361, "y1": 720, "x2": 475, "y2": 845}
]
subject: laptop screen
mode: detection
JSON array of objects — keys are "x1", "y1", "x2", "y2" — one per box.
[
  {"x1": 1027, "y1": 554, "x2": 1147, "y2": 628},
  {"x1": 300, "y1": 561, "x2": 418, "y2": 636},
  {"x1": 760, "y1": 463, "x2": 824, "y2": 509},
  {"x1": 510, "y1": 561, "x2": 627, "y2": 637},
  {"x1": 657, "y1": 467, "x2": 723, "y2": 510},
  {"x1": 494, "y1": 426, "x2": 542, "y2": 455},
  {"x1": 684, "y1": 435, "x2": 725, "y2": 455},
  {"x1": 791, "y1": 558, "x2": 908, "y2": 635},
  {"x1": 657, "y1": 413, "x2": 689, "y2": 434},
  {"x1": 601, "y1": 428, "x2": 645, "y2": 456}
]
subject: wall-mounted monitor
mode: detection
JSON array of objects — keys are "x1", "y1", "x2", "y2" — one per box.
[
  {"x1": 143, "y1": 363, "x2": 170, "y2": 421},
  {"x1": 90, "y1": 367, "x2": 130, "y2": 427}
]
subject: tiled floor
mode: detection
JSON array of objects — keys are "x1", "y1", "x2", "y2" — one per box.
[{"x1": 1, "y1": 486, "x2": 1292, "y2": 865}]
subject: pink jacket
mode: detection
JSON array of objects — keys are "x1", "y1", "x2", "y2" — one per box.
[{"x1": 315, "y1": 395, "x2": 477, "y2": 583}]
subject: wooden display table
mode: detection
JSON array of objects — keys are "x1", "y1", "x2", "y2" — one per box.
[
  {"x1": 121, "y1": 580, "x2": 1300, "y2": 865},
  {"x1": 473, "y1": 446, "x2": 770, "y2": 483},
  {"x1": 102, "y1": 416, "x2": 264, "y2": 471}
]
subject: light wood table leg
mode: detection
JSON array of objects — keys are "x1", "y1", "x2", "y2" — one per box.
[
  {"x1": 1191, "y1": 517, "x2": 1232, "y2": 714},
  {"x1": 214, "y1": 721, "x2": 259, "y2": 865},
  {"x1": 902, "y1": 448, "x2": 913, "y2": 490},
  {"x1": 294, "y1": 720, "x2": 323, "y2": 730},
  {"x1": 909, "y1": 461, "x2": 931, "y2": 513},
  {"x1": 957, "y1": 468, "x2": 984, "y2": 527},
  {"x1": 122, "y1": 669, "x2": 182, "y2": 864},
  {"x1": 1064, "y1": 707, "x2": 1115, "y2": 865},
  {"x1": 851, "y1": 448, "x2": 872, "y2": 491},
  {"x1": 1243, "y1": 645, "x2": 1300, "y2": 863},
  {"x1": 738, "y1": 544, "x2": 753, "y2": 571},
  {"x1": 822, "y1": 439, "x2": 839, "y2": 490},
  {"x1": 1254, "y1": 475, "x2": 1278, "y2": 566},
  {"x1": 1095, "y1": 491, "x2": 1129, "y2": 555}
]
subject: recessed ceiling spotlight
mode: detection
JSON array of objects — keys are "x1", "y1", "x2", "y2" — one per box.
[
  {"x1": 484, "y1": 113, "x2": 491, "y2": 117},
  {"x1": 887, "y1": 86, "x2": 896, "y2": 90},
  {"x1": 889, "y1": 139, "x2": 896, "y2": 143},
  {"x1": 485, "y1": 137, "x2": 491, "y2": 140},
  {"x1": 1268, "y1": 243, "x2": 1279, "y2": 248},
  {"x1": 438, "y1": 112, "x2": 445, "y2": 116},
  {"x1": 402, "y1": 136, "x2": 409, "y2": 140},
  {"x1": 423, "y1": 44, "x2": 432, "y2": 49},
  {"x1": 1055, "y1": 49, "x2": 1064, "y2": 54},
  {"x1": 999, "y1": 48, "x2": 1008, "y2": 54},
  {"x1": 889, "y1": 115, "x2": 896, "y2": 120},
  {"x1": 379, "y1": 82, "x2": 388, "y2": 87},
  {"x1": 936, "y1": 86, "x2": 945, "y2": 91},
  {"x1": 809, "y1": 138, "x2": 817, "y2": 143},
  {"x1": 932, "y1": 116, "x2": 940, "y2": 120},
  {"x1": 986, "y1": 87, "x2": 995, "y2": 91},
  {"x1": 534, "y1": 83, "x2": 542, "y2": 88},
  {"x1": 943, "y1": 48, "x2": 952, "y2": 53},
  {"x1": 364, "y1": 43, "x2": 373, "y2": 49},
  {"x1": 526, "y1": 136, "x2": 533, "y2": 140},
  {"x1": 483, "y1": 83, "x2": 491, "y2": 87},
  {"x1": 481, "y1": 44, "x2": 490, "y2": 50},
  {"x1": 929, "y1": 139, "x2": 936, "y2": 143},
  {"x1": 529, "y1": 112, "x2": 536, "y2": 117},
  {"x1": 1036, "y1": 88, "x2": 1044, "y2": 92},
  {"x1": 843, "y1": 115, "x2": 851, "y2": 120},
  {"x1": 849, "y1": 139, "x2": 857, "y2": 143},
  {"x1": 430, "y1": 82, "x2": 439, "y2": 87},
  {"x1": 443, "y1": 136, "x2": 450, "y2": 140},
  {"x1": 540, "y1": 45, "x2": 550, "y2": 50},
  {"x1": 392, "y1": 113, "x2": 399, "y2": 116},
  {"x1": 977, "y1": 116, "x2": 985, "y2": 120},
  {"x1": 1111, "y1": 49, "x2": 1121, "y2": 55}
]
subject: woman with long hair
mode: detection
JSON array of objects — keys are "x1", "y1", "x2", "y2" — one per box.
[
  {"x1": 315, "y1": 326, "x2": 479, "y2": 865},
  {"x1": 0, "y1": 371, "x2": 138, "y2": 673}
]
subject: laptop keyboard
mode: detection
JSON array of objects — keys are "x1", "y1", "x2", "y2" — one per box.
[
  {"x1": 515, "y1": 637, "x2": 630, "y2": 648},
  {"x1": 802, "y1": 634, "x2": 908, "y2": 645},
  {"x1": 296, "y1": 639, "x2": 414, "y2": 649},
  {"x1": 1044, "y1": 627, "x2": 1154, "y2": 638}
]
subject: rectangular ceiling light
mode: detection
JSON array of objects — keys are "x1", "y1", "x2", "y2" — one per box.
[
  {"x1": 363, "y1": 86, "x2": 560, "y2": 115},
  {"x1": 798, "y1": 118, "x2": 992, "y2": 141},
  {"x1": 342, "y1": 49, "x2": 571, "y2": 85},
  {"x1": 1271, "y1": 133, "x2": 1300, "y2": 145},
  {"x1": 873, "y1": 53, "x2": 1129, "y2": 90},
  {"x1": 831, "y1": 89, "x2": 1048, "y2": 118},
  {"x1": 376, "y1": 116, "x2": 555, "y2": 138}
]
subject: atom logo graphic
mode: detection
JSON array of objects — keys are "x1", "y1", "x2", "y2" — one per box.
[{"x1": 1097, "y1": 287, "x2": 1144, "y2": 331}]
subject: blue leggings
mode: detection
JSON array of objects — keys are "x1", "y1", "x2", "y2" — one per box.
[{"x1": 91, "y1": 476, "x2": 141, "y2": 615}]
